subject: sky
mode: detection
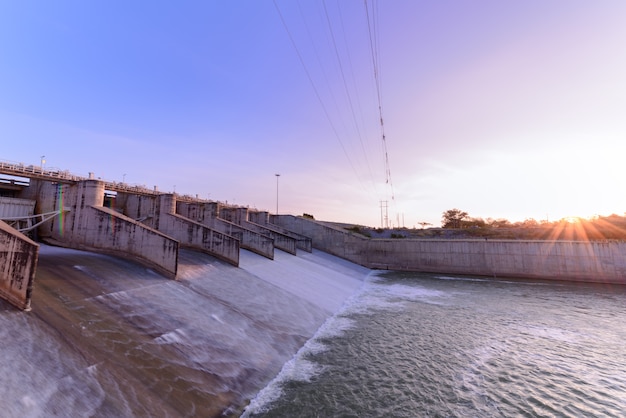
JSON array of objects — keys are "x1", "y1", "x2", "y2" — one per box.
[{"x1": 1, "y1": 1, "x2": 626, "y2": 228}]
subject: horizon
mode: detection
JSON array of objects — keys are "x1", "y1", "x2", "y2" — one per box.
[{"x1": 2, "y1": 1, "x2": 625, "y2": 228}]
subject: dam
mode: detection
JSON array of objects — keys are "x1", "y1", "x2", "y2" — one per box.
[
  {"x1": 1, "y1": 159, "x2": 626, "y2": 311},
  {"x1": 1, "y1": 161, "x2": 625, "y2": 416}
]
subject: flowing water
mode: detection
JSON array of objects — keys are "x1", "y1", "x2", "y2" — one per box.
[
  {"x1": 2, "y1": 245, "x2": 625, "y2": 417},
  {"x1": 0, "y1": 245, "x2": 365, "y2": 417},
  {"x1": 244, "y1": 273, "x2": 626, "y2": 417}
]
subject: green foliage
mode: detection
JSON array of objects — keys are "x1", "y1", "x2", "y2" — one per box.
[
  {"x1": 302, "y1": 213, "x2": 315, "y2": 220},
  {"x1": 441, "y1": 208, "x2": 469, "y2": 228}
]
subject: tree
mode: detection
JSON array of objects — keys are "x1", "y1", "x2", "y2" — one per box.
[{"x1": 441, "y1": 208, "x2": 469, "y2": 228}]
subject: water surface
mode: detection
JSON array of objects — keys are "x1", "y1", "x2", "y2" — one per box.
[{"x1": 245, "y1": 273, "x2": 626, "y2": 417}]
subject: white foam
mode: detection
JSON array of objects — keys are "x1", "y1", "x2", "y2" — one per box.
[
  {"x1": 0, "y1": 314, "x2": 106, "y2": 417},
  {"x1": 239, "y1": 249, "x2": 367, "y2": 313},
  {"x1": 518, "y1": 324, "x2": 580, "y2": 343},
  {"x1": 154, "y1": 328, "x2": 187, "y2": 345},
  {"x1": 211, "y1": 314, "x2": 225, "y2": 324}
]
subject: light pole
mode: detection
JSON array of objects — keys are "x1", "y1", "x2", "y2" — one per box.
[
  {"x1": 40, "y1": 155, "x2": 46, "y2": 170},
  {"x1": 275, "y1": 174, "x2": 280, "y2": 215}
]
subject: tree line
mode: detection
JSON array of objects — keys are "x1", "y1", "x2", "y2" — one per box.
[{"x1": 441, "y1": 208, "x2": 626, "y2": 230}]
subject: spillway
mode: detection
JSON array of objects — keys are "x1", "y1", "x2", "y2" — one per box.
[{"x1": 0, "y1": 245, "x2": 368, "y2": 417}]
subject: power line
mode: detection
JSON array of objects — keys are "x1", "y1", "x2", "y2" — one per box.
[
  {"x1": 364, "y1": 0, "x2": 395, "y2": 201},
  {"x1": 273, "y1": 0, "x2": 367, "y2": 190},
  {"x1": 323, "y1": 0, "x2": 377, "y2": 187}
]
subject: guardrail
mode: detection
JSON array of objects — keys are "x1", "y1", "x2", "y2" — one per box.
[
  {"x1": 0, "y1": 160, "x2": 162, "y2": 197},
  {"x1": 0, "y1": 159, "x2": 231, "y2": 204},
  {"x1": 0, "y1": 160, "x2": 84, "y2": 182}
]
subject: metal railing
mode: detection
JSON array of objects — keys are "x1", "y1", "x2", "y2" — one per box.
[
  {"x1": 0, "y1": 159, "x2": 228, "y2": 204},
  {"x1": 1, "y1": 209, "x2": 69, "y2": 233}
]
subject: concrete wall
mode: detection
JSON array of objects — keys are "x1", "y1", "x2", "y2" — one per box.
[
  {"x1": 248, "y1": 210, "x2": 269, "y2": 225},
  {"x1": 0, "y1": 220, "x2": 38, "y2": 310},
  {"x1": 177, "y1": 202, "x2": 273, "y2": 259},
  {"x1": 29, "y1": 179, "x2": 179, "y2": 279},
  {"x1": 153, "y1": 195, "x2": 240, "y2": 266},
  {"x1": 249, "y1": 210, "x2": 312, "y2": 252},
  {"x1": 241, "y1": 220, "x2": 297, "y2": 255},
  {"x1": 0, "y1": 196, "x2": 36, "y2": 218},
  {"x1": 363, "y1": 239, "x2": 626, "y2": 283},
  {"x1": 219, "y1": 207, "x2": 247, "y2": 225},
  {"x1": 220, "y1": 207, "x2": 298, "y2": 255},
  {"x1": 274, "y1": 215, "x2": 626, "y2": 284},
  {"x1": 114, "y1": 192, "x2": 158, "y2": 226}
]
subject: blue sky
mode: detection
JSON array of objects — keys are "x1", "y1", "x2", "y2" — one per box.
[{"x1": 2, "y1": 1, "x2": 626, "y2": 227}]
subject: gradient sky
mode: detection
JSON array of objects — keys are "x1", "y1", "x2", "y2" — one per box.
[{"x1": 2, "y1": 1, "x2": 625, "y2": 228}]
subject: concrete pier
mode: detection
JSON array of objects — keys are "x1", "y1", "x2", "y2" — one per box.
[
  {"x1": 221, "y1": 207, "x2": 299, "y2": 255},
  {"x1": 22, "y1": 179, "x2": 179, "y2": 278},
  {"x1": 154, "y1": 194, "x2": 240, "y2": 266},
  {"x1": 0, "y1": 220, "x2": 38, "y2": 310},
  {"x1": 116, "y1": 193, "x2": 240, "y2": 266},
  {"x1": 252, "y1": 211, "x2": 313, "y2": 252},
  {"x1": 176, "y1": 201, "x2": 274, "y2": 260}
]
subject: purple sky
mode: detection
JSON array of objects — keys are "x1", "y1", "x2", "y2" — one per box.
[{"x1": 2, "y1": 1, "x2": 625, "y2": 227}]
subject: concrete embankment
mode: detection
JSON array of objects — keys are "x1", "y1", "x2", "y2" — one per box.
[
  {"x1": 274, "y1": 215, "x2": 626, "y2": 284},
  {"x1": 0, "y1": 245, "x2": 368, "y2": 417}
]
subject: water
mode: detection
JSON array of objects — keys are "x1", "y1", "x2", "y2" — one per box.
[
  {"x1": 0, "y1": 245, "x2": 365, "y2": 417},
  {"x1": 3, "y1": 246, "x2": 625, "y2": 417},
  {"x1": 244, "y1": 273, "x2": 626, "y2": 417}
]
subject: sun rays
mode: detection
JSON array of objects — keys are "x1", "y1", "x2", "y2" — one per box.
[{"x1": 542, "y1": 215, "x2": 626, "y2": 241}]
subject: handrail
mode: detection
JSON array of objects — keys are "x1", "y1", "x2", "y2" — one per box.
[{"x1": 0, "y1": 159, "x2": 227, "y2": 204}]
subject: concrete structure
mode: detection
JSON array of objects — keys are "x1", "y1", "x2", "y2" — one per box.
[
  {"x1": 154, "y1": 194, "x2": 239, "y2": 266},
  {"x1": 115, "y1": 193, "x2": 240, "y2": 266},
  {"x1": 0, "y1": 196, "x2": 36, "y2": 232},
  {"x1": 274, "y1": 215, "x2": 626, "y2": 284},
  {"x1": 0, "y1": 220, "x2": 38, "y2": 310},
  {"x1": 252, "y1": 211, "x2": 313, "y2": 253},
  {"x1": 177, "y1": 201, "x2": 274, "y2": 260},
  {"x1": 2, "y1": 159, "x2": 625, "y2": 312},
  {"x1": 23, "y1": 179, "x2": 179, "y2": 278},
  {"x1": 220, "y1": 207, "x2": 311, "y2": 255}
]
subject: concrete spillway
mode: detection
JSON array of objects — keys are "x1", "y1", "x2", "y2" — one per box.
[{"x1": 0, "y1": 245, "x2": 368, "y2": 417}]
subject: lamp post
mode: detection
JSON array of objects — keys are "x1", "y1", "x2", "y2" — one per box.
[
  {"x1": 275, "y1": 173, "x2": 280, "y2": 215},
  {"x1": 40, "y1": 155, "x2": 46, "y2": 170}
]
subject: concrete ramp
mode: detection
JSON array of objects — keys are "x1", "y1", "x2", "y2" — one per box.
[{"x1": 0, "y1": 220, "x2": 38, "y2": 310}]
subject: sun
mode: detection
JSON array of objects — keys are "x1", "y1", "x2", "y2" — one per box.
[{"x1": 562, "y1": 216, "x2": 582, "y2": 224}]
